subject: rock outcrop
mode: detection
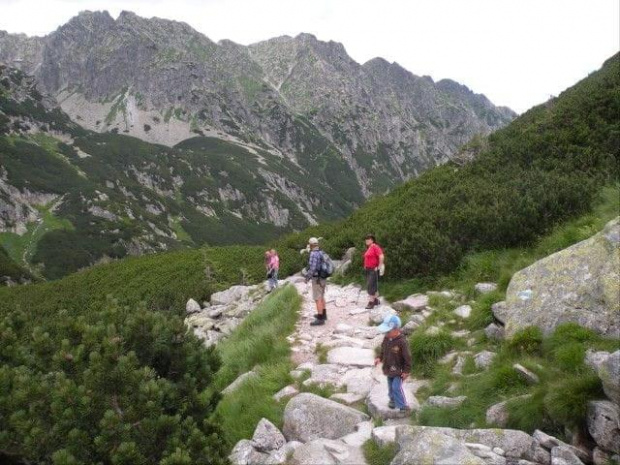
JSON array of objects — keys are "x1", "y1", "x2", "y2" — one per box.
[{"x1": 495, "y1": 218, "x2": 620, "y2": 337}]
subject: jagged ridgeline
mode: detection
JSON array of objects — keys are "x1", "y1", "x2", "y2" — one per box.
[
  {"x1": 277, "y1": 53, "x2": 620, "y2": 279},
  {"x1": 0, "y1": 10, "x2": 514, "y2": 279}
]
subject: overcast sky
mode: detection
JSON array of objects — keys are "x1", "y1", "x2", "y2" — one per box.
[{"x1": 1, "y1": 0, "x2": 618, "y2": 113}]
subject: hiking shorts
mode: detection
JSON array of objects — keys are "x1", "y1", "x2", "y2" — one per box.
[
  {"x1": 365, "y1": 268, "x2": 379, "y2": 295},
  {"x1": 311, "y1": 278, "x2": 327, "y2": 301}
]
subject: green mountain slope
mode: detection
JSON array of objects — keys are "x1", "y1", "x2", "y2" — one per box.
[
  {"x1": 0, "y1": 64, "x2": 360, "y2": 280},
  {"x1": 277, "y1": 53, "x2": 620, "y2": 279}
]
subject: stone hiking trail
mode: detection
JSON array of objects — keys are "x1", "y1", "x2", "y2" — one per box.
[{"x1": 226, "y1": 273, "x2": 619, "y2": 465}]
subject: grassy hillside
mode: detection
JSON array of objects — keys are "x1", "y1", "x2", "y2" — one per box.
[
  {"x1": 0, "y1": 245, "x2": 300, "y2": 317},
  {"x1": 0, "y1": 64, "x2": 361, "y2": 280},
  {"x1": 276, "y1": 53, "x2": 620, "y2": 280}
]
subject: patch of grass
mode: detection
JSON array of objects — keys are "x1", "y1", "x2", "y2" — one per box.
[
  {"x1": 299, "y1": 382, "x2": 340, "y2": 399},
  {"x1": 506, "y1": 327, "x2": 544, "y2": 357},
  {"x1": 363, "y1": 440, "x2": 398, "y2": 465},
  {"x1": 315, "y1": 343, "x2": 329, "y2": 364},
  {"x1": 214, "y1": 285, "x2": 301, "y2": 391},
  {"x1": 543, "y1": 373, "x2": 605, "y2": 429},
  {"x1": 212, "y1": 285, "x2": 301, "y2": 447},
  {"x1": 410, "y1": 329, "x2": 458, "y2": 377},
  {"x1": 467, "y1": 290, "x2": 503, "y2": 331}
]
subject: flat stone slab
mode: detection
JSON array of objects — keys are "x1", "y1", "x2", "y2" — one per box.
[
  {"x1": 327, "y1": 347, "x2": 375, "y2": 367},
  {"x1": 366, "y1": 377, "x2": 421, "y2": 420},
  {"x1": 393, "y1": 294, "x2": 429, "y2": 312},
  {"x1": 372, "y1": 425, "x2": 398, "y2": 446}
]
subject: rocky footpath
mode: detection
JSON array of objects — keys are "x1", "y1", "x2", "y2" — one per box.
[{"x1": 224, "y1": 274, "x2": 619, "y2": 465}]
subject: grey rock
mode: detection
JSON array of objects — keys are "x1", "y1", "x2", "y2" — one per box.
[
  {"x1": 475, "y1": 351, "x2": 497, "y2": 370},
  {"x1": 592, "y1": 447, "x2": 620, "y2": 465},
  {"x1": 369, "y1": 305, "x2": 397, "y2": 324},
  {"x1": 264, "y1": 441, "x2": 303, "y2": 465},
  {"x1": 303, "y1": 364, "x2": 345, "y2": 388},
  {"x1": 485, "y1": 322, "x2": 506, "y2": 341},
  {"x1": 366, "y1": 379, "x2": 421, "y2": 420},
  {"x1": 211, "y1": 285, "x2": 253, "y2": 306},
  {"x1": 486, "y1": 401, "x2": 511, "y2": 428},
  {"x1": 282, "y1": 393, "x2": 369, "y2": 442},
  {"x1": 533, "y1": 430, "x2": 590, "y2": 463},
  {"x1": 392, "y1": 294, "x2": 429, "y2": 312},
  {"x1": 401, "y1": 320, "x2": 420, "y2": 335},
  {"x1": 185, "y1": 298, "x2": 201, "y2": 314},
  {"x1": 426, "y1": 395, "x2": 468, "y2": 408},
  {"x1": 396, "y1": 426, "x2": 551, "y2": 463},
  {"x1": 500, "y1": 218, "x2": 620, "y2": 337},
  {"x1": 392, "y1": 429, "x2": 485, "y2": 465},
  {"x1": 475, "y1": 283, "x2": 499, "y2": 295},
  {"x1": 208, "y1": 308, "x2": 224, "y2": 318},
  {"x1": 586, "y1": 350, "x2": 620, "y2": 405},
  {"x1": 587, "y1": 401, "x2": 620, "y2": 454},
  {"x1": 551, "y1": 446, "x2": 585, "y2": 465},
  {"x1": 330, "y1": 392, "x2": 365, "y2": 405},
  {"x1": 273, "y1": 385, "x2": 299, "y2": 402},
  {"x1": 341, "y1": 367, "x2": 375, "y2": 396},
  {"x1": 340, "y1": 421, "x2": 373, "y2": 447},
  {"x1": 514, "y1": 364, "x2": 540, "y2": 384},
  {"x1": 454, "y1": 305, "x2": 473, "y2": 319},
  {"x1": 371, "y1": 425, "x2": 398, "y2": 446},
  {"x1": 327, "y1": 347, "x2": 375, "y2": 367},
  {"x1": 222, "y1": 370, "x2": 258, "y2": 395},
  {"x1": 229, "y1": 439, "x2": 269, "y2": 465},
  {"x1": 466, "y1": 443, "x2": 507, "y2": 465},
  {"x1": 290, "y1": 438, "x2": 366, "y2": 465},
  {"x1": 251, "y1": 418, "x2": 286, "y2": 452}
]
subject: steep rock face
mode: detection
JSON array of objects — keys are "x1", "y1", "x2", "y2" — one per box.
[
  {"x1": 496, "y1": 217, "x2": 620, "y2": 337},
  {"x1": 0, "y1": 10, "x2": 515, "y2": 199}
]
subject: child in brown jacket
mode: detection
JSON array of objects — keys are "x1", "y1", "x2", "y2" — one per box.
[{"x1": 374, "y1": 314, "x2": 412, "y2": 411}]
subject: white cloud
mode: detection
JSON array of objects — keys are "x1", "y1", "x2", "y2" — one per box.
[{"x1": 0, "y1": 0, "x2": 617, "y2": 113}]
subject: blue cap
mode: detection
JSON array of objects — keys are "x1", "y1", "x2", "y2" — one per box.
[{"x1": 377, "y1": 314, "x2": 402, "y2": 333}]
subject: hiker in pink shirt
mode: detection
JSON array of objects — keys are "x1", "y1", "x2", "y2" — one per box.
[
  {"x1": 363, "y1": 234, "x2": 385, "y2": 309},
  {"x1": 267, "y1": 249, "x2": 280, "y2": 291}
]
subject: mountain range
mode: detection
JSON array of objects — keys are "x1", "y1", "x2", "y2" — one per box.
[{"x1": 0, "y1": 10, "x2": 514, "y2": 279}]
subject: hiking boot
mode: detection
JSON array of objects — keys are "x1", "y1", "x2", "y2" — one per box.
[
  {"x1": 399, "y1": 406, "x2": 411, "y2": 413},
  {"x1": 365, "y1": 301, "x2": 375, "y2": 309},
  {"x1": 313, "y1": 310, "x2": 327, "y2": 320},
  {"x1": 310, "y1": 318, "x2": 325, "y2": 326},
  {"x1": 388, "y1": 400, "x2": 396, "y2": 409},
  {"x1": 374, "y1": 298, "x2": 380, "y2": 306}
]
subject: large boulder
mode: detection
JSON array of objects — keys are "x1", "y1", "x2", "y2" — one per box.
[
  {"x1": 392, "y1": 429, "x2": 485, "y2": 465},
  {"x1": 283, "y1": 393, "x2": 369, "y2": 443},
  {"x1": 396, "y1": 426, "x2": 551, "y2": 463},
  {"x1": 290, "y1": 438, "x2": 366, "y2": 465},
  {"x1": 587, "y1": 401, "x2": 620, "y2": 454},
  {"x1": 497, "y1": 218, "x2": 620, "y2": 337}
]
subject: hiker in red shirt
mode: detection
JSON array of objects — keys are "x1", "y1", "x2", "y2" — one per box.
[{"x1": 363, "y1": 234, "x2": 385, "y2": 309}]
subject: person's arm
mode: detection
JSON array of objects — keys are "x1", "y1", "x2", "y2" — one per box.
[{"x1": 401, "y1": 338, "x2": 412, "y2": 378}]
